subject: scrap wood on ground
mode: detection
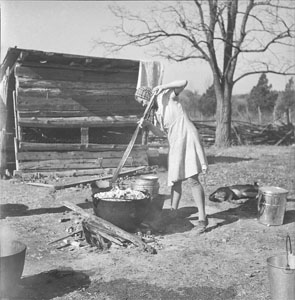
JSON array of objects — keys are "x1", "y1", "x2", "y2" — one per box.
[{"x1": 25, "y1": 166, "x2": 150, "y2": 190}]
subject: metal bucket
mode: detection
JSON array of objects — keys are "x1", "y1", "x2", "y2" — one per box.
[
  {"x1": 257, "y1": 186, "x2": 288, "y2": 226},
  {"x1": 132, "y1": 175, "x2": 160, "y2": 200},
  {"x1": 0, "y1": 239, "x2": 27, "y2": 294},
  {"x1": 267, "y1": 236, "x2": 295, "y2": 300}
]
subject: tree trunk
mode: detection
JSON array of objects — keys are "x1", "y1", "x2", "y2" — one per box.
[
  {"x1": 285, "y1": 109, "x2": 290, "y2": 125},
  {"x1": 214, "y1": 83, "x2": 232, "y2": 147},
  {"x1": 273, "y1": 106, "x2": 276, "y2": 123},
  {"x1": 258, "y1": 106, "x2": 262, "y2": 124},
  {"x1": 246, "y1": 105, "x2": 252, "y2": 123}
]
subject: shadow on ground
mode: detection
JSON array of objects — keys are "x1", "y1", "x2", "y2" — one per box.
[
  {"x1": 207, "y1": 155, "x2": 254, "y2": 164},
  {"x1": 203, "y1": 198, "x2": 295, "y2": 232},
  {"x1": 149, "y1": 198, "x2": 262, "y2": 235},
  {"x1": 85, "y1": 278, "x2": 237, "y2": 300},
  {"x1": 0, "y1": 202, "x2": 92, "y2": 219},
  {"x1": 3, "y1": 268, "x2": 91, "y2": 300},
  {"x1": 145, "y1": 197, "x2": 260, "y2": 235},
  {"x1": 283, "y1": 198, "x2": 295, "y2": 225}
]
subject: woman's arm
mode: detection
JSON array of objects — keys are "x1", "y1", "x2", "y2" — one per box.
[
  {"x1": 153, "y1": 80, "x2": 188, "y2": 96},
  {"x1": 138, "y1": 119, "x2": 166, "y2": 138}
]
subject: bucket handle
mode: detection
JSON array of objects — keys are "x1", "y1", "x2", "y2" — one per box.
[
  {"x1": 286, "y1": 234, "x2": 293, "y2": 270},
  {"x1": 257, "y1": 192, "x2": 264, "y2": 216}
]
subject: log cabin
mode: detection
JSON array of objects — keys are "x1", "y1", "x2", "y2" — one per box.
[{"x1": 0, "y1": 48, "x2": 159, "y2": 177}]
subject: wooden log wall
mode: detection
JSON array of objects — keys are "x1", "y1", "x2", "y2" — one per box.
[
  {"x1": 14, "y1": 52, "x2": 143, "y2": 119},
  {"x1": 10, "y1": 50, "x2": 149, "y2": 176}
]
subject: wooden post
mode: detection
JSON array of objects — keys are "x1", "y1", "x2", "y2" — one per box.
[
  {"x1": 14, "y1": 137, "x2": 19, "y2": 171},
  {"x1": 81, "y1": 127, "x2": 89, "y2": 145},
  {"x1": 142, "y1": 129, "x2": 149, "y2": 145},
  {"x1": 13, "y1": 91, "x2": 20, "y2": 141},
  {"x1": 0, "y1": 129, "x2": 7, "y2": 174}
]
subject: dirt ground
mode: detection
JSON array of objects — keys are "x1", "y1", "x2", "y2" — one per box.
[{"x1": 0, "y1": 145, "x2": 295, "y2": 300}]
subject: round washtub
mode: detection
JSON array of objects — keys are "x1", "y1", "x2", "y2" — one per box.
[
  {"x1": 92, "y1": 188, "x2": 151, "y2": 232},
  {"x1": 0, "y1": 238, "x2": 27, "y2": 294}
]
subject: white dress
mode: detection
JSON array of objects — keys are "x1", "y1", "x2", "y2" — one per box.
[{"x1": 156, "y1": 90, "x2": 208, "y2": 186}]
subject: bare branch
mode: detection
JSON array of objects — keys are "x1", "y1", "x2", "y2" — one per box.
[
  {"x1": 94, "y1": 1, "x2": 295, "y2": 88},
  {"x1": 254, "y1": 1, "x2": 295, "y2": 10},
  {"x1": 234, "y1": 67, "x2": 295, "y2": 84},
  {"x1": 216, "y1": 4, "x2": 226, "y2": 39}
]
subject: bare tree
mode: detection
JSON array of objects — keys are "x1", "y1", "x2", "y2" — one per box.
[{"x1": 94, "y1": 0, "x2": 295, "y2": 147}]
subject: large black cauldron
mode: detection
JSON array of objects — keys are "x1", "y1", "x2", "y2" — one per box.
[{"x1": 92, "y1": 186, "x2": 151, "y2": 232}]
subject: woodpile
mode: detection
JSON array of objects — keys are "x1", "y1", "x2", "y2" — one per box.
[
  {"x1": 232, "y1": 121, "x2": 294, "y2": 146},
  {"x1": 148, "y1": 120, "x2": 294, "y2": 147},
  {"x1": 194, "y1": 120, "x2": 294, "y2": 146}
]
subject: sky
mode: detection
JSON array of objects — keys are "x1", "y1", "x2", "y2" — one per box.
[{"x1": 0, "y1": 1, "x2": 294, "y2": 95}]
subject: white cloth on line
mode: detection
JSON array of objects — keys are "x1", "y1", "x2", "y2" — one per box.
[{"x1": 136, "y1": 60, "x2": 164, "y2": 89}]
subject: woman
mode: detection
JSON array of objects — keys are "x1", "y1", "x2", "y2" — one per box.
[{"x1": 135, "y1": 80, "x2": 209, "y2": 232}]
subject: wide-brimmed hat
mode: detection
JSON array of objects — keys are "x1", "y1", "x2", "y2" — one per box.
[{"x1": 135, "y1": 86, "x2": 153, "y2": 101}]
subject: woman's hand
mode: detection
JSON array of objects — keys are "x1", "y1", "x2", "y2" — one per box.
[
  {"x1": 152, "y1": 85, "x2": 165, "y2": 95},
  {"x1": 138, "y1": 118, "x2": 151, "y2": 129},
  {"x1": 138, "y1": 118, "x2": 166, "y2": 137},
  {"x1": 201, "y1": 165, "x2": 208, "y2": 174}
]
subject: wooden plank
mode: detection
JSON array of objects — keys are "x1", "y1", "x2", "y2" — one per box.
[
  {"x1": 19, "y1": 142, "x2": 148, "y2": 152},
  {"x1": 17, "y1": 155, "x2": 148, "y2": 170},
  {"x1": 14, "y1": 168, "x2": 106, "y2": 177},
  {"x1": 16, "y1": 94, "x2": 143, "y2": 117},
  {"x1": 17, "y1": 52, "x2": 139, "y2": 70},
  {"x1": 81, "y1": 127, "x2": 89, "y2": 145},
  {"x1": 13, "y1": 166, "x2": 143, "y2": 178},
  {"x1": 26, "y1": 182, "x2": 55, "y2": 189},
  {"x1": 53, "y1": 166, "x2": 146, "y2": 189},
  {"x1": 15, "y1": 65, "x2": 139, "y2": 83},
  {"x1": 16, "y1": 149, "x2": 148, "y2": 161},
  {"x1": 18, "y1": 126, "x2": 141, "y2": 146},
  {"x1": 16, "y1": 94, "x2": 140, "y2": 108},
  {"x1": 16, "y1": 77, "x2": 137, "y2": 90},
  {"x1": 18, "y1": 115, "x2": 141, "y2": 128},
  {"x1": 18, "y1": 109, "x2": 143, "y2": 118},
  {"x1": 16, "y1": 87, "x2": 135, "y2": 98}
]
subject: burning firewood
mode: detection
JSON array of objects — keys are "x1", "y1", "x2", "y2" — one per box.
[
  {"x1": 63, "y1": 201, "x2": 157, "y2": 254},
  {"x1": 82, "y1": 218, "x2": 124, "y2": 249},
  {"x1": 82, "y1": 220, "x2": 112, "y2": 250}
]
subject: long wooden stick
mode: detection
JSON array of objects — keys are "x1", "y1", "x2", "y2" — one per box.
[
  {"x1": 275, "y1": 129, "x2": 294, "y2": 146},
  {"x1": 111, "y1": 92, "x2": 157, "y2": 183},
  {"x1": 48, "y1": 229, "x2": 83, "y2": 245}
]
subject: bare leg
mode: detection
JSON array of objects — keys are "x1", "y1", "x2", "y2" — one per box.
[
  {"x1": 189, "y1": 176, "x2": 206, "y2": 221},
  {"x1": 171, "y1": 181, "x2": 182, "y2": 210},
  {"x1": 191, "y1": 184, "x2": 206, "y2": 221}
]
